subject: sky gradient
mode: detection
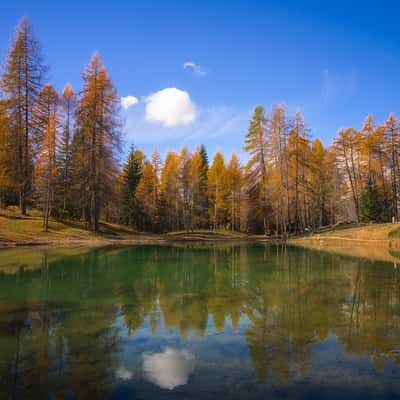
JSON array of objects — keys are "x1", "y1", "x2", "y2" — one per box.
[{"x1": 1, "y1": 0, "x2": 399, "y2": 160}]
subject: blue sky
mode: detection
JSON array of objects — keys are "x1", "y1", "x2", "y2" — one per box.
[{"x1": 1, "y1": 0, "x2": 400, "y2": 161}]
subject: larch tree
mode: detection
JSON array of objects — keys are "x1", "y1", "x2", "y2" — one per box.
[
  {"x1": 226, "y1": 152, "x2": 242, "y2": 232},
  {"x1": 135, "y1": 161, "x2": 158, "y2": 231},
  {"x1": 185, "y1": 148, "x2": 201, "y2": 231},
  {"x1": 151, "y1": 147, "x2": 161, "y2": 202},
  {"x1": 1, "y1": 14, "x2": 398, "y2": 237},
  {"x1": 198, "y1": 145, "x2": 209, "y2": 227},
  {"x1": 287, "y1": 111, "x2": 309, "y2": 232},
  {"x1": 267, "y1": 104, "x2": 289, "y2": 236},
  {"x1": 384, "y1": 113, "x2": 400, "y2": 221},
  {"x1": 75, "y1": 52, "x2": 121, "y2": 231},
  {"x1": 360, "y1": 114, "x2": 376, "y2": 178},
  {"x1": 32, "y1": 84, "x2": 59, "y2": 231},
  {"x1": 0, "y1": 100, "x2": 16, "y2": 206},
  {"x1": 373, "y1": 124, "x2": 390, "y2": 219},
  {"x1": 244, "y1": 105, "x2": 269, "y2": 234},
  {"x1": 208, "y1": 151, "x2": 228, "y2": 230},
  {"x1": 179, "y1": 146, "x2": 191, "y2": 231},
  {"x1": 58, "y1": 83, "x2": 76, "y2": 214},
  {"x1": 0, "y1": 17, "x2": 46, "y2": 214},
  {"x1": 334, "y1": 127, "x2": 362, "y2": 222},
  {"x1": 159, "y1": 151, "x2": 181, "y2": 231},
  {"x1": 309, "y1": 139, "x2": 338, "y2": 228},
  {"x1": 187, "y1": 145, "x2": 209, "y2": 230}
]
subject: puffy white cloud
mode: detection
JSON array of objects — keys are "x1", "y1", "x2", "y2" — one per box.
[
  {"x1": 183, "y1": 61, "x2": 207, "y2": 76},
  {"x1": 142, "y1": 348, "x2": 195, "y2": 390},
  {"x1": 145, "y1": 88, "x2": 196, "y2": 127},
  {"x1": 121, "y1": 95, "x2": 139, "y2": 110}
]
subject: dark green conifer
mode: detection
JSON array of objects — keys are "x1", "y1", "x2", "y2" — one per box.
[
  {"x1": 120, "y1": 146, "x2": 142, "y2": 226},
  {"x1": 360, "y1": 176, "x2": 383, "y2": 222}
]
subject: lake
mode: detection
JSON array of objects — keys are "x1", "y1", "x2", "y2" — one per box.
[{"x1": 1, "y1": 244, "x2": 400, "y2": 399}]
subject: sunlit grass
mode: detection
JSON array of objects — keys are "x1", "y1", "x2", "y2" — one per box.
[
  {"x1": 167, "y1": 229, "x2": 246, "y2": 237},
  {"x1": 388, "y1": 226, "x2": 400, "y2": 238},
  {"x1": 0, "y1": 207, "x2": 136, "y2": 244},
  {"x1": 290, "y1": 222, "x2": 400, "y2": 262},
  {"x1": 317, "y1": 223, "x2": 400, "y2": 240}
]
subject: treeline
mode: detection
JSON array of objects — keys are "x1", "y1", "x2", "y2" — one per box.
[
  {"x1": 243, "y1": 106, "x2": 400, "y2": 235},
  {"x1": 0, "y1": 18, "x2": 399, "y2": 234},
  {"x1": 120, "y1": 104, "x2": 400, "y2": 235}
]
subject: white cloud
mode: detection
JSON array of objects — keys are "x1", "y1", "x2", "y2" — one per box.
[
  {"x1": 183, "y1": 61, "x2": 207, "y2": 76},
  {"x1": 115, "y1": 366, "x2": 133, "y2": 380},
  {"x1": 121, "y1": 95, "x2": 139, "y2": 110},
  {"x1": 145, "y1": 88, "x2": 196, "y2": 127},
  {"x1": 142, "y1": 348, "x2": 195, "y2": 390}
]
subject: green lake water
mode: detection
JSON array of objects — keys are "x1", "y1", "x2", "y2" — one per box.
[{"x1": 1, "y1": 244, "x2": 400, "y2": 399}]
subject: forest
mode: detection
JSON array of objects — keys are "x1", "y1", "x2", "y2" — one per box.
[{"x1": 0, "y1": 17, "x2": 399, "y2": 235}]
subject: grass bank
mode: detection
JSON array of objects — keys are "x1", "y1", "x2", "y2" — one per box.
[
  {"x1": 289, "y1": 222, "x2": 400, "y2": 262},
  {"x1": 4, "y1": 208, "x2": 400, "y2": 264},
  {"x1": 0, "y1": 208, "x2": 267, "y2": 248},
  {"x1": 0, "y1": 211, "x2": 165, "y2": 248}
]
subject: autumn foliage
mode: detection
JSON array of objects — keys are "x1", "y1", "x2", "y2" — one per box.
[{"x1": 1, "y1": 18, "x2": 400, "y2": 234}]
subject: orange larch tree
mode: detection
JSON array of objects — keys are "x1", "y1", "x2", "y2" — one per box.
[{"x1": 33, "y1": 84, "x2": 59, "y2": 231}]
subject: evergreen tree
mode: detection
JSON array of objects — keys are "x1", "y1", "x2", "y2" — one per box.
[
  {"x1": 119, "y1": 146, "x2": 142, "y2": 227},
  {"x1": 360, "y1": 176, "x2": 383, "y2": 222}
]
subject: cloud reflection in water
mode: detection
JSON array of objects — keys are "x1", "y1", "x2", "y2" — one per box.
[
  {"x1": 115, "y1": 366, "x2": 133, "y2": 381},
  {"x1": 142, "y1": 348, "x2": 195, "y2": 390}
]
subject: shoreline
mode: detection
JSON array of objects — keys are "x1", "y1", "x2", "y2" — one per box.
[
  {"x1": 0, "y1": 232, "x2": 273, "y2": 250},
  {"x1": 2, "y1": 219, "x2": 400, "y2": 264},
  {"x1": 288, "y1": 232, "x2": 400, "y2": 263}
]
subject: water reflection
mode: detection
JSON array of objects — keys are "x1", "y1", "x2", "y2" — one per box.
[
  {"x1": 0, "y1": 244, "x2": 400, "y2": 398},
  {"x1": 143, "y1": 348, "x2": 195, "y2": 389},
  {"x1": 115, "y1": 366, "x2": 133, "y2": 381}
]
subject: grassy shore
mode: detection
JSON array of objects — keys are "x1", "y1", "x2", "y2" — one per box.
[
  {"x1": 0, "y1": 211, "x2": 161, "y2": 248},
  {"x1": 2, "y1": 207, "x2": 400, "y2": 264},
  {"x1": 0, "y1": 208, "x2": 265, "y2": 248},
  {"x1": 289, "y1": 222, "x2": 400, "y2": 262}
]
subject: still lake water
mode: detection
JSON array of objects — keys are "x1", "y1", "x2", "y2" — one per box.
[{"x1": 1, "y1": 244, "x2": 400, "y2": 399}]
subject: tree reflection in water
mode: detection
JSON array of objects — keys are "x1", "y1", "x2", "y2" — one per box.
[{"x1": 0, "y1": 244, "x2": 400, "y2": 398}]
